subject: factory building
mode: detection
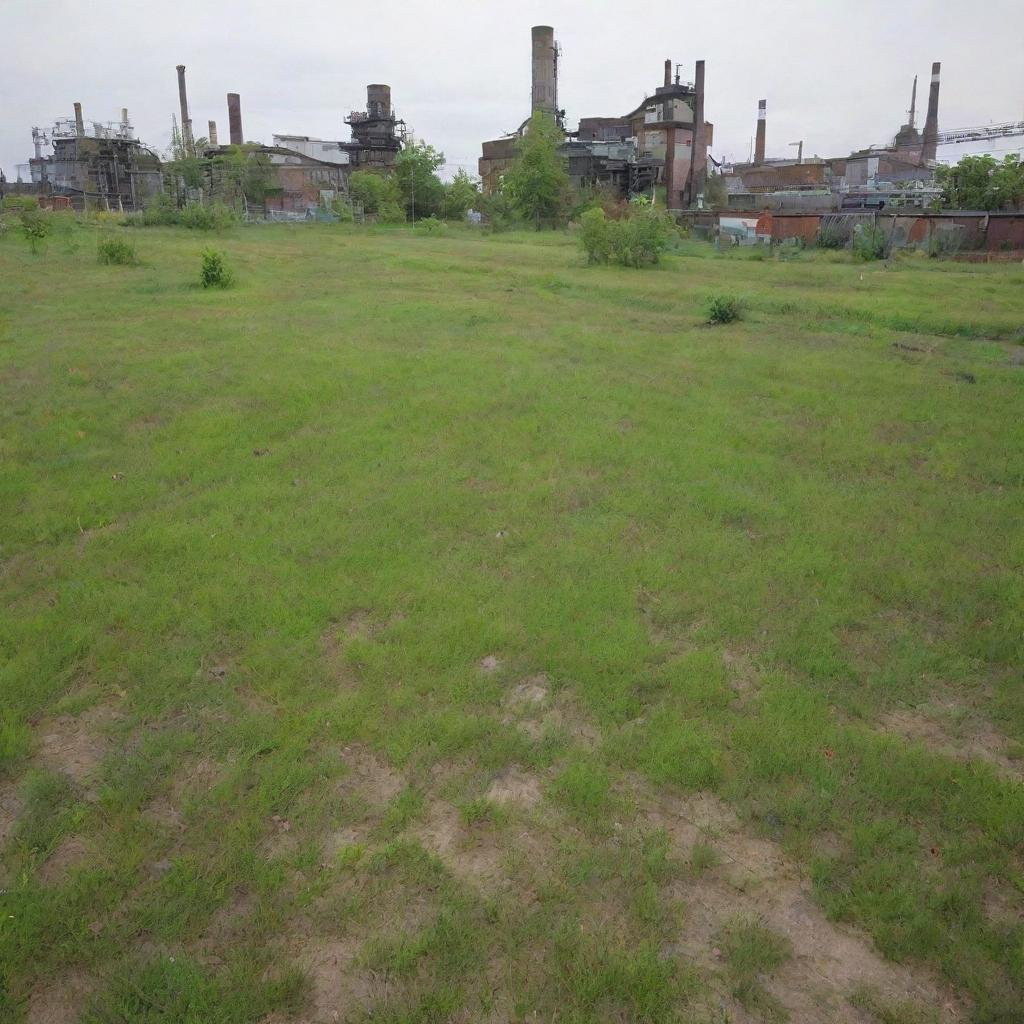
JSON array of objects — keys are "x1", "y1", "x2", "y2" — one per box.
[
  {"x1": 723, "y1": 64, "x2": 943, "y2": 212},
  {"x1": 479, "y1": 27, "x2": 712, "y2": 210},
  {"x1": 24, "y1": 105, "x2": 162, "y2": 210}
]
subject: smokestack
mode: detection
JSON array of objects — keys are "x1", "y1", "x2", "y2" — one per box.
[
  {"x1": 754, "y1": 99, "x2": 766, "y2": 164},
  {"x1": 176, "y1": 65, "x2": 194, "y2": 156},
  {"x1": 689, "y1": 59, "x2": 707, "y2": 202},
  {"x1": 367, "y1": 84, "x2": 392, "y2": 120},
  {"x1": 531, "y1": 25, "x2": 557, "y2": 117},
  {"x1": 922, "y1": 61, "x2": 940, "y2": 164},
  {"x1": 208, "y1": 120, "x2": 218, "y2": 147},
  {"x1": 227, "y1": 93, "x2": 243, "y2": 145},
  {"x1": 73, "y1": 102, "x2": 85, "y2": 138},
  {"x1": 908, "y1": 75, "x2": 918, "y2": 128},
  {"x1": 664, "y1": 59, "x2": 672, "y2": 88}
]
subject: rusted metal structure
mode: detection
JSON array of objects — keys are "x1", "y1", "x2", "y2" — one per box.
[
  {"x1": 27, "y1": 103, "x2": 162, "y2": 209},
  {"x1": 342, "y1": 85, "x2": 404, "y2": 168}
]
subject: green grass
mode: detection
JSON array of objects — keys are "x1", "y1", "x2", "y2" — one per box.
[{"x1": 1, "y1": 217, "x2": 1022, "y2": 1022}]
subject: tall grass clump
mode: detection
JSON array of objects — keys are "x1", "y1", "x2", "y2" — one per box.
[
  {"x1": 199, "y1": 248, "x2": 233, "y2": 289},
  {"x1": 97, "y1": 235, "x2": 137, "y2": 265},
  {"x1": 705, "y1": 294, "x2": 744, "y2": 324}
]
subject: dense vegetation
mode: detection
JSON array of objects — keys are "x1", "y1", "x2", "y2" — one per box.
[{"x1": 0, "y1": 219, "x2": 1022, "y2": 1023}]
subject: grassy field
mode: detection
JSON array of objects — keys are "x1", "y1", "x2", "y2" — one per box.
[{"x1": 1, "y1": 218, "x2": 1022, "y2": 1024}]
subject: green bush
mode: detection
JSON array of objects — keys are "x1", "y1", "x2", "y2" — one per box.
[
  {"x1": 580, "y1": 207, "x2": 613, "y2": 264},
  {"x1": 853, "y1": 223, "x2": 889, "y2": 261},
  {"x1": 97, "y1": 235, "x2": 137, "y2": 265},
  {"x1": 1, "y1": 195, "x2": 40, "y2": 212},
  {"x1": 179, "y1": 201, "x2": 236, "y2": 231},
  {"x1": 138, "y1": 192, "x2": 179, "y2": 226},
  {"x1": 417, "y1": 215, "x2": 446, "y2": 234},
  {"x1": 578, "y1": 206, "x2": 674, "y2": 268},
  {"x1": 19, "y1": 207, "x2": 51, "y2": 253},
  {"x1": 706, "y1": 294, "x2": 743, "y2": 325},
  {"x1": 199, "y1": 248, "x2": 232, "y2": 289}
]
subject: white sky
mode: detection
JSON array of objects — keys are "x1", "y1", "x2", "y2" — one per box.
[{"x1": 2, "y1": 0, "x2": 1022, "y2": 181}]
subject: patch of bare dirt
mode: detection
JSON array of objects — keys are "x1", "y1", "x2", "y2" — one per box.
[
  {"x1": 479, "y1": 655, "x2": 501, "y2": 674},
  {"x1": 336, "y1": 746, "x2": 404, "y2": 806},
  {"x1": 722, "y1": 647, "x2": 761, "y2": 696},
  {"x1": 504, "y1": 675, "x2": 549, "y2": 709},
  {"x1": 294, "y1": 938, "x2": 383, "y2": 1023},
  {"x1": 486, "y1": 767, "x2": 542, "y2": 808},
  {"x1": 646, "y1": 789, "x2": 965, "y2": 1023},
  {"x1": 142, "y1": 795, "x2": 185, "y2": 832},
  {"x1": 0, "y1": 780, "x2": 23, "y2": 846},
  {"x1": 38, "y1": 834, "x2": 90, "y2": 887},
  {"x1": 25, "y1": 971, "x2": 95, "y2": 1024},
  {"x1": 413, "y1": 800, "x2": 510, "y2": 891},
  {"x1": 513, "y1": 692, "x2": 600, "y2": 749},
  {"x1": 35, "y1": 704, "x2": 121, "y2": 796},
  {"x1": 880, "y1": 704, "x2": 1023, "y2": 783}
]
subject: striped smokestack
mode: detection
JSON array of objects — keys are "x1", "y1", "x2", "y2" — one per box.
[
  {"x1": 754, "y1": 99, "x2": 766, "y2": 164},
  {"x1": 922, "y1": 61, "x2": 941, "y2": 164}
]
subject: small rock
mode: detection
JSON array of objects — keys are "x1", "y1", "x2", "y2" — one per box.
[
  {"x1": 208, "y1": 665, "x2": 227, "y2": 679},
  {"x1": 253, "y1": 448, "x2": 270, "y2": 457}
]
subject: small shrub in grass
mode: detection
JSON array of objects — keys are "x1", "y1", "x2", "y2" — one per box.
[
  {"x1": 706, "y1": 293, "x2": 743, "y2": 324},
  {"x1": 199, "y1": 248, "x2": 233, "y2": 288},
  {"x1": 580, "y1": 207, "x2": 613, "y2": 264},
  {"x1": 417, "y1": 215, "x2": 446, "y2": 233},
  {"x1": 19, "y1": 207, "x2": 51, "y2": 253},
  {"x1": 97, "y1": 235, "x2": 136, "y2": 265},
  {"x1": 853, "y1": 223, "x2": 889, "y2": 262}
]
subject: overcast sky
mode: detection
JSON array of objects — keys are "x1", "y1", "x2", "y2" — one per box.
[{"x1": 2, "y1": 0, "x2": 1022, "y2": 181}]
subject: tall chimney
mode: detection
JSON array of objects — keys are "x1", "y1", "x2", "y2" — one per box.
[
  {"x1": 176, "y1": 65, "x2": 194, "y2": 156},
  {"x1": 73, "y1": 102, "x2": 85, "y2": 138},
  {"x1": 366, "y1": 84, "x2": 392, "y2": 120},
  {"x1": 664, "y1": 59, "x2": 672, "y2": 88},
  {"x1": 531, "y1": 25, "x2": 557, "y2": 118},
  {"x1": 922, "y1": 61, "x2": 941, "y2": 164},
  {"x1": 754, "y1": 99, "x2": 767, "y2": 164},
  {"x1": 208, "y1": 120, "x2": 218, "y2": 147},
  {"x1": 908, "y1": 75, "x2": 918, "y2": 128},
  {"x1": 227, "y1": 93, "x2": 243, "y2": 145},
  {"x1": 689, "y1": 59, "x2": 707, "y2": 204}
]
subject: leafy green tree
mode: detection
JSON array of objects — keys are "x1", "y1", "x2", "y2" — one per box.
[
  {"x1": 443, "y1": 169, "x2": 480, "y2": 221},
  {"x1": 349, "y1": 170, "x2": 404, "y2": 221},
  {"x1": 502, "y1": 111, "x2": 570, "y2": 228},
  {"x1": 395, "y1": 141, "x2": 446, "y2": 221},
  {"x1": 937, "y1": 154, "x2": 1024, "y2": 211}
]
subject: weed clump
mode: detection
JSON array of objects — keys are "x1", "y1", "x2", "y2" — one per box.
[
  {"x1": 97, "y1": 235, "x2": 137, "y2": 265},
  {"x1": 706, "y1": 294, "x2": 744, "y2": 324},
  {"x1": 579, "y1": 204, "x2": 675, "y2": 268},
  {"x1": 199, "y1": 248, "x2": 233, "y2": 289},
  {"x1": 179, "y1": 201, "x2": 236, "y2": 231}
]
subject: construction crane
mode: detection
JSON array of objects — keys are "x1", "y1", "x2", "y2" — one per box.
[{"x1": 937, "y1": 121, "x2": 1024, "y2": 146}]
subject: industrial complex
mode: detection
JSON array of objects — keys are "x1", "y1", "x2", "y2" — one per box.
[{"x1": 4, "y1": 23, "x2": 1023, "y2": 235}]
